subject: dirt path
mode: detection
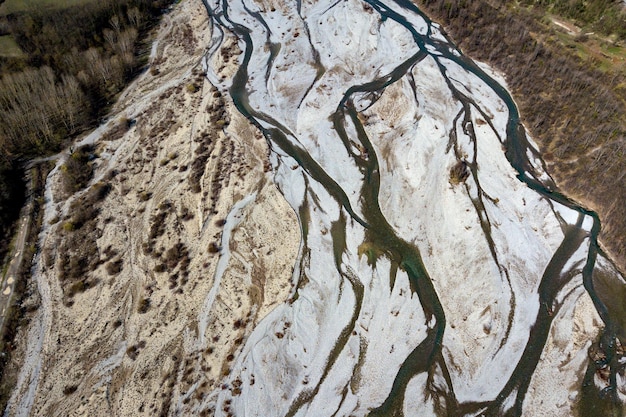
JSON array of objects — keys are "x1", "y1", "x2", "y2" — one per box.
[{"x1": 0, "y1": 172, "x2": 33, "y2": 336}]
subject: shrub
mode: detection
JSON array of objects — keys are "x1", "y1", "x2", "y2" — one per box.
[
  {"x1": 62, "y1": 385, "x2": 78, "y2": 395},
  {"x1": 62, "y1": 222, "x2": 76, "y2": 232},
  {"x1": 62, "y1": 145, "x2": 94, "y2": 194},
  {"x1": 138, "y1": 190, "x2": 152, "y2": 201},
  {"x1": 138, "y1": 297, "x2": 150, "y2": 313},
  {"x1": 126, "y1": 345, "x2": 139, "y2": 360},
  {"x1": 180, "y1": 205, "x2": 194, "y2": 221},
  {"x1": 67, "y1": 280, "x2": 86, "y2": 297},
  {"x1": 449, "y1": 160, "x2": 469, "y2": 185},
  {"x1": 105, "y1": 259, "x2": 123, "y2": 276}
]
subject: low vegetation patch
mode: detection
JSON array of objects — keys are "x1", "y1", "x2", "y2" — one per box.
[
  {"x1": 57, "y1": 179, "x2": 112, "y2": 299},
  {"x1": 61, "y1": 144, "x2": 95, "y2": 195}
]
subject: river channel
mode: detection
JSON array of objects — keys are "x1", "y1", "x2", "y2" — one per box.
[{"x1": 203, "y1": 0, "x2": 625, "y2": 415}]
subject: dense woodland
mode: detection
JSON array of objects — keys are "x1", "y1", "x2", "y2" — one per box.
[
  {"x1": 0, "y1": 0, "x2": 172, "y2": 263},
  {"x1": 418, "y1": 0, "x2": 626, "y2": 274}
]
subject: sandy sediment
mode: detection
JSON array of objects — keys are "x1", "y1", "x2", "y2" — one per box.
[
  {"x1": 5, "y1": 0, "x2": 624, "y2": 416},
  {"x1": 3, "y1": 1, "x2": 299, "y2": 416}
]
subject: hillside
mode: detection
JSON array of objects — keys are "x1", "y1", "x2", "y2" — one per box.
[{"x1": 1, "y1": 0, "x2": 302, "y2": 415}]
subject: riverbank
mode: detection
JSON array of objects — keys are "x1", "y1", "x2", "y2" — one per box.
[{"x1": 416, "y1": 0, "x2": 626, "y2": 275}]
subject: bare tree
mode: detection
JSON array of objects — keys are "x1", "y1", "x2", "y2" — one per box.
[
  {"x1": 127, "y1": 7, "x2": 142, "y2": 28},
  {"x1": 103, "y1": 28, "x2": 117, "y2": 51},
  {"x1": 109, "y1": 14, "x2": 122, "y2": 34},
  {"x1": 116, "y1": 28, "x2": 138, "y2": 66}
]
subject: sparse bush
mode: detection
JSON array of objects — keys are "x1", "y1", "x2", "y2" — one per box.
[
  {"x1": 63, "y1": 222, "x2": 76, "y2": 232},
  {"x1": 142, "y1": 242, "x2": 153, "y2": 255},
  {"x1": 90, "y1": 182, "x2": 111, "y2": 202},
  {"x1": 138, "y1": 297, "x2": 150, "y2": 313},
  {"x1": 180, "y1": 205, "x2": 194, "y2": 221},
  {"x1": 62, "y1": 385, "x2": 78, "y2": 395},
  {"x1": 165, "y1": 243, "x2": 186, "y2": 269},
  {"x1": 138, "y1": 190, "x2": 152, "y2": 201},
  {"x1": 105, "y1": 259, "x2": 123, "y2": 276},
  {"x1": 449, "y1": 160, "x2": 469, "y2": 185},
  {"x1": 67, "y1": 280, "x2": 86, "y2": 297},
  {"x1": 126, "y1": 345, "x2": 139, "y2": 360}
]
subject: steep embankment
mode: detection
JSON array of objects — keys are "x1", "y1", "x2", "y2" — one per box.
[{"x1": 3, "y1": 1, "x2": 299, "y2": 416}]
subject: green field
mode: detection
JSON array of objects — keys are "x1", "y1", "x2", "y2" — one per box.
[
  {"x1": 0, "y1": 35, "x2": 24, "y2": 57},
  {"x1": 0, "y1": 0, "x2": 96, "y2": 16}
]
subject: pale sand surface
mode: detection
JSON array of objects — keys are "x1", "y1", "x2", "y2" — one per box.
[
  {"x1": 4, "y1": 1, "x2": 299, "y2": 416},
  {"x1": 4, "y1": 0, "x2": 621, "y2": 416}
]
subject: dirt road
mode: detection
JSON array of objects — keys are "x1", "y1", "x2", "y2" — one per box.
[{"x1": 0, "y1": 172, "x2": 33, "y2": 337}]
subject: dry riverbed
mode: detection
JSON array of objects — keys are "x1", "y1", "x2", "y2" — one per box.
[{"x1": 3, "y1": 1, "x2": 299, "y2": 416}]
